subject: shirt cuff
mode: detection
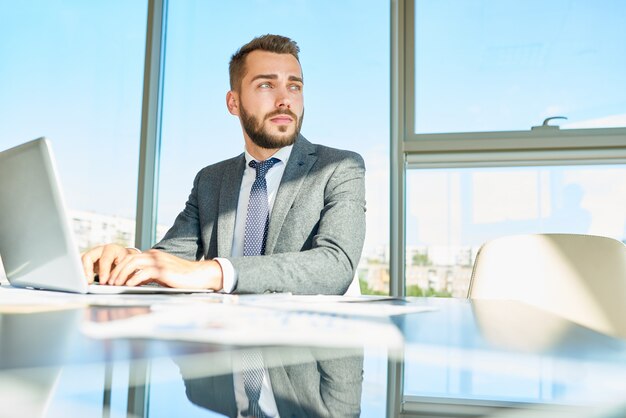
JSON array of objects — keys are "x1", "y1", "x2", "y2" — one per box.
[{"x1": 214, "y1": 257, "x2": 237, "y2": 293}]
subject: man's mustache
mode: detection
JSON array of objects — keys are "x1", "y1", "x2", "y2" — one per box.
[{"x1": 265, "y1": 109, "x2": 298, "y2": 120}]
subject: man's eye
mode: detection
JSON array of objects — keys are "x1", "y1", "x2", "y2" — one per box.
[
  {"x1": 259, "y1": 82, "x2": 271, "y2": 88},
  {"x1": 289, "y1": 84, "x2": 302, "y2": 91}
]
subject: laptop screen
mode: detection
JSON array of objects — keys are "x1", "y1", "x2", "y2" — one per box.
[{"x1": 0, "y1": 138, "x2": 87, "y2": 293}]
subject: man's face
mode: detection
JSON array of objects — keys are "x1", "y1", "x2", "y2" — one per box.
[{"x1": 229, "y1": 50, "x2": 304, "y2": 150}]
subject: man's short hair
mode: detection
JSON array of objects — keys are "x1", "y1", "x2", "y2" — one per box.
[{"x1": 229, "y1": 34, "x2": 300, "y2": 91}]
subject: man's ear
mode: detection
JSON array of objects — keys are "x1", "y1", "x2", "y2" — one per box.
[{"x1": 226, "y1": 91, "x2": 239, "y2": 116}]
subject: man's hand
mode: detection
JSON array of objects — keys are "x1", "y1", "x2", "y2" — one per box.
[
  {"x1": 103, "y1": 249, "x2": 223, "y2": 290},
  {"x1": 81, "y1": 244, "x2": 137, "y2": 284}
]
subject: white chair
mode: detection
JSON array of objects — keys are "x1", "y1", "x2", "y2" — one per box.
[
  {"x1": 468, "y1": 233, "x2": 626, "y2": 339},
  {"x1": 344, "y1": 272, "x2": 362, "y2": 296}
]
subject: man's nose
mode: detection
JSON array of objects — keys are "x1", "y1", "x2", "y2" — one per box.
[{"x1": 275, "y1": 87, "x2": 291, "y2": 108}]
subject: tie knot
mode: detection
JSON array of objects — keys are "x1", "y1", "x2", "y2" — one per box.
[{"x1": 249, "y1": 157, "x2": 280, "y2": 179}]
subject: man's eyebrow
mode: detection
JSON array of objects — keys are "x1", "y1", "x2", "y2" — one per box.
[
  {"x1": 250, "y1": 74, "x2": 278, "y2": 82},
  {"x1": 249, "y1": 74, "x2": 304, "y2": 83}
]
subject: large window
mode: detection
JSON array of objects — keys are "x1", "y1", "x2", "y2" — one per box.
[
  {"x1": 156, "y1": 0, "x2": 391, "y2": 296},
  {"x1": 413, "y1": 0, "x2": 626, "y2": 134},
  {"x1": 394, "y1": 0, "x2": 626, "y2": 414},
  {"x1": 0, "y1": 0, "x2": 148, "y2": 413},
  {"x1": 395, "y1": 0, "x2": 626, "y2": 297},
  {"x1": 145, "y1": 2, "x2": 391, "y2": 417},
  {"x1": 406, "y1": 164, "x2": 626, "y2": 298},
  {"x1": 0, "y1": 1, "x2": 147, "y2": 252}
]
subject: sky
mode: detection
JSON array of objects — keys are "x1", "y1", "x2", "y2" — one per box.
[
  {"x1": 156, "y1": 0, "x2": 390, "y2": 254},
  {"x1": 1, "y1": 0, "x2": 625, "y2": 258},
  {"x1": 414, "y1": 0, "x2": 626, "y2": 133}
]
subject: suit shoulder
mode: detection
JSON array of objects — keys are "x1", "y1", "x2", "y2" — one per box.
[
  {"x1": 311, "y1": 143, "x2": 365, "y2": 166},
  {"x1": 195, "y1": 153, "x2": 243, "y2": 178}
]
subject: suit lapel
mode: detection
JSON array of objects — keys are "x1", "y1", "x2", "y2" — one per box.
[
  {"x1": 202, "y1": 373, "x2": 238, "y2": 417},
  {"x1": 217, "y1": 155, "x2": 246, "y2": 257},
  {"x1": 264, "y1": 352, "x2": 308, "y2": 418},
  {"x1": 265, "y1": 136, "x2": 317, "y2": 255}
]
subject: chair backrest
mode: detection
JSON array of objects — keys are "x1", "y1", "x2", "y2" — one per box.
[
  {"x1": 468, "y1": 233, "x2": 626, "y2": 339},
  {"x1": 344, "y1": 272, "x2": 362, "y2": 296}
]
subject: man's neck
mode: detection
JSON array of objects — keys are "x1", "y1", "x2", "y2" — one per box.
[{"x1": 244, "y1": 139, "x2": 281, "y2": 161}]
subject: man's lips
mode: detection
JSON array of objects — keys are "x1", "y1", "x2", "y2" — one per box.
[
  {"x1": 265, "y1": 109, "x2": 297, "y2": 126},
  {"x1": 269, "y1": 115, "x2": 293, "y2": 124}
]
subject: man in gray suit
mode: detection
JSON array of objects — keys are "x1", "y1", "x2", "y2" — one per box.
[
  {"x1": 178, "y1": 348, "x2": 364, "y2": 417},
  {"x1": 81, "y1": 34, "x2": 366, "y2": 295},
  {"x1": 87, "y1": 307, "x2": 364, "y2": 417},
  {"x1": 82, "y1": 34, "x2": 366, "y2": 417}
]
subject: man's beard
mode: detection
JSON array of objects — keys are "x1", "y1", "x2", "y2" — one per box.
[{"x1": 240, "y1": 104, "x2": 303, "y2": 149}]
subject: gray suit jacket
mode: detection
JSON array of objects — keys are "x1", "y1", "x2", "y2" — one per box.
[
  {"x1": 179, "y1": 349, "x2": 364, "y2": 418},
  {"x1": 154, "y1": 135, "x2": 366, "y2": 294}
]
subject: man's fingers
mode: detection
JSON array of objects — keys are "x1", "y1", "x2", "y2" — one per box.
[
  {"x1": 110, "y1": 254, "x2": 156, "y2": 286},
  {"x1": 81, "y1": 247, "x2": 104, "y2": 283},
  {"x1": 93, "y1": 245, "x2": 128, "y2": 284},
  {"x1": 97, "y1": 248, "x2": 117, "y2": 284},
  {"x1": 98, "y1": 250, "x2": 216, "y2": 289},
  {"x1": 80, "y1": 244, "x2": 137, "y2": 285},
  {"x1": 82, "y1": 253, "x2": 95, "y2": 284},
  {"x1": 125, "y1": 268, "x2": 161, "y2": 287},
  {"x1": 108, "y1": 255, "x2": 133, "y2": 286}
]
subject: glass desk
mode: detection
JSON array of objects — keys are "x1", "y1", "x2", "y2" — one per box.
[{"x1": 1, "y1": 290, "x2": 626, "y2": 418}]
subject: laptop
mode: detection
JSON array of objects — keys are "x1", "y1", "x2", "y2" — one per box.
[{"x1": 0, "y1": 137, "x2": 213, "y2": 294}]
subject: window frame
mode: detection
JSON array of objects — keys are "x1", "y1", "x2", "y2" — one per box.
[
  {"x1": 391, "y1": 0, "x2": 626, "y2": 415},
  {"x1": 392, "y1": 0, "x2": 626, "y2": 299},
  {"x1": 135, "y1": 0, "x2": 168, "y2": 250}
]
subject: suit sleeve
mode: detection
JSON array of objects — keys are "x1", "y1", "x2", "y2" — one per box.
[
  {"x1": 229, "y1": 152, "x2": 366, "y2": 295},
  {"x1": 317, "y1": 352, "x2": 364, "y2": 418},
  {"x1": 265, "y1": 347, "x2": 363, "y2": 417}
]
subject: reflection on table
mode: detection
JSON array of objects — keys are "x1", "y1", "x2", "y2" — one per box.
[
  {"x1": 398, "y1": 298, "x2": 626, "y2": 416},
  {"x1": 1, "y1": 291, "x2": 626, "y2": 418}
]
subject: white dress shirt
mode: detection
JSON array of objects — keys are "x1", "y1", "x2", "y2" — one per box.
[
  {"x1": 232, "y1": 353, "x2": 280, "y2": 418},
  {"x1": 214, "y1": 145, "x2": 293, "y2": 417},
  {"x1": 215, "y1": 145, "x2": 293, "y2": 293}
]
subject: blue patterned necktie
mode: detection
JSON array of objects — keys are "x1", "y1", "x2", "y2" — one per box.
[
  {"x1": 241, "y1": 157, "x2": 279, "y2": 418},
  {"x1": 241, "y1": 350, "x2": 266, "y2": 418},
  {"x1": 243, "y1": 157, "x2": 280, "y2": 257}
]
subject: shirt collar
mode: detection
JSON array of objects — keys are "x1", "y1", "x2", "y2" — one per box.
[{"x1": 244, "y1": 144, "x2": 293, "y2": 167}]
